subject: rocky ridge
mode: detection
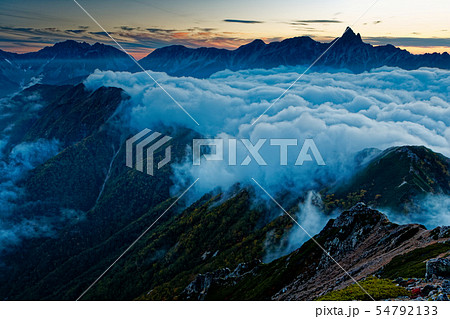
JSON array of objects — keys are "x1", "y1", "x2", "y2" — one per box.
[{"x1": 180, "y1": 203, "x2": 450, "y2": 300}]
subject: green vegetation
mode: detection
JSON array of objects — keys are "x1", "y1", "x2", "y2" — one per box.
[
  {"x1": 206, "y1": 207, "x2": 387, "y2": 300},
  {"x1": 0, "y1": 89, "x2": 206, "y2": 301},
  {"x1": 24, "y1": 84, "x2": 124, "y2": 146},
  {"x1": 25, "y1": 131, "x2": 117, "y2": 211},
  {"x1": 317, "y1": 277, "x2": 410, "y2": 301},
  {"x1": 378, "y1": 243, "x2": 450, "y2": 279},
  {"x1": 205, "y1": 237, "x2": 322, "y2": 300},
  {"x1": 132, "y1": 191, "x2": 294, "y2": 300},
  {"x1": 323, "y1": 146, "x2": 450, "y2": 212}
]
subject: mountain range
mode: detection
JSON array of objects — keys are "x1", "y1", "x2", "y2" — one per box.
[
  {"x1": 138, "y1": 28, "x2": 450, "y2": 77},
  {"x1": 1, "y1": 28, "x2": 449, "y2": 96}
]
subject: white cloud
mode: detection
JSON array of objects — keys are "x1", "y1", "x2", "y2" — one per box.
[
  {"x1": 0, "y1": 139, "x2": 60, "y2": 251},
  {"x1": 85, "y1": 66, "x2": 450, "y2": 199},
  {"x1": 383, "y1": 194, "x2": 450, "y2": 229},
  {"x1": 264, "y1": 190, "x2": 338, "y2": 262}
]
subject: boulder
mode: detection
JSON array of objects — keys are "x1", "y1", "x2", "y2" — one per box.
[
  {"x1": 421, "y1": 284, "x2": 435, "y2": 296},
  {"x1": 426, "y1": 258, "x2": 450, "y2": 279}
]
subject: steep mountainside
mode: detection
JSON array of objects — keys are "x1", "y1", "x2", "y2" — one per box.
[
  {"x1": 323, "y1": 146, "x2": 450, "y2": 212},
  {"x1": 138, "y1": 28, "x2": 450, "y2": 78},
  {"x1": 0, "y1": 83, "x2": 203, "y2": 300},
  {"x1": 178, "y1": 203, "x2": 450, "y2": 301}
]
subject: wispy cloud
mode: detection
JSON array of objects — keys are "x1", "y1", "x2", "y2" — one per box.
[
  {"x1": 223, "y1": 19, "x2": 264, "y2": 24},
  {"x1": 293, "y1": 19, "x2": 343, "y2": 24},
  {"x1": 65, "y1": 29, "x2": 87, "y2": 34},
  {"x1": 118, "y1": 26, "x2": 136, "y2": 31},
  {"x1": 0, "y1": 25, "x2": 279, "y2": 58}
]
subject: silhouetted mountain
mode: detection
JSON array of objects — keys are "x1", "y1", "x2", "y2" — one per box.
[
  {"x1": 0, "y1": 41, "x2": 133, "y2": 96},
  {"x1": 1, "y1": 28, "x2": 449, "y2": 97},
  {"x1": 138, "y1": 27, "x2": 450, "y2": 77},
  {"x1": 20, "y1": 40, "x2": 128, "y2": 60}
]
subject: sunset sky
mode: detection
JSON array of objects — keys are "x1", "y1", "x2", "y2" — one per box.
[{"x1": 0, "y1": 0, "x2": 449, "y2": 59}]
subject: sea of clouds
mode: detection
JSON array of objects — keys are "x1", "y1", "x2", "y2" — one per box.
[
  {"x1": 85, "y1": 66, "x2": 450, "y2": 195},
  {"x1": 84, "y1": 66, "x2": 450, "y2": 252},
  {"x1": 2, "y1": 65, "x2": 449, "y2": 252}
]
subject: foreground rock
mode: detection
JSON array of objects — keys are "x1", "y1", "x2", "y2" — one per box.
[{"x1": 426, "y1": 258, "x2": 450, "y2": 279}]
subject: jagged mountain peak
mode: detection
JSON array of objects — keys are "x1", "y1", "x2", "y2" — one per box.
[
  {"x1": 247, "y1": 39, "x2": 266, "y2": 46},
  {"x1": 51, "y1": 39, "x2": 90, "y2": 49},
  {"x1": 236, "y1": 39, "x2": 266, "y2": 50},
  {"x1": 332, "y1": 202, "x2": 389, "y2": 228},
  {"x1": 20, "y1": 40, "x2": 128, "y2": 60},
  {"x1": 280, "y1": 35, "x2": 316, "y2": 46},
  {"x1": 340, "y1": 27, "x2": 362, "y2": 43},
  {"x1": 138, "y1": 29, "x2": 450, "y2": 77},
  {"x1": 0, "y1": 40, "x2": 134, "y2": 96}
]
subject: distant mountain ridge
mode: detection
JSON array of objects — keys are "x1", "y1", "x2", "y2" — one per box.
[
  {"x1": 1, "y1": 28, "x2": 449, "y2": 96},
  {"x1": 19, "y1": 40, "x2": 129, "y2": 60},
  {"x1": 0, "y1": 40, "x2": 133, "y2": 96},
  {"x1": 138, "y1": 28, "x2": 450, "y2": 77}
]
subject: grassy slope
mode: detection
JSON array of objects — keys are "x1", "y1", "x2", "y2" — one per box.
[
  {"x1": 378, "y1": 243, "x2": 450, "y2": 279},
  {"x1": 317, "y1": 277, "x2": 410, "y2": 301},
  {"x1": 83, "y1": 190, "x2": 294, "y2": 300},
  {"x1": 323, "y1": 146, "x2": 450, "y2": 212}
]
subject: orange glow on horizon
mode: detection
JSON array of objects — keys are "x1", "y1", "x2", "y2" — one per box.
[{"x1": 399, "y1": 46, "x2": 449, "y2": 55}]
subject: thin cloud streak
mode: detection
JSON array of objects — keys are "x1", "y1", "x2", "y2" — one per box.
[
  {"x1": 294, "y1": 19, "x2": 343, "y2": 24},
  {"x1": 223, "y1": 19, "x2": 264, "y2": 24}
]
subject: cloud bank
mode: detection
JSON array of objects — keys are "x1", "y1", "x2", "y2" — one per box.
[
  {"x1": 0, "y1": 137, "x2": 61, "y2": 252},
  {"x1": 384, "y1": 194, "x2": 450, "y2": 229},
  {"x1": 85, "y1": 66, "x2": 450, "y2": 200}
]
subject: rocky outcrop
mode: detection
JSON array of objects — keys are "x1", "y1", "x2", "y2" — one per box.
[
  {"x1": 389, "y1": 278, "x2": 450, "y2": 301},
  {"x1": 179, "y1": 260, "x2": 261, "y2": 300},
  {"x1": 426, "y1": 258, "x2": 450, "y2": 279},
  {"x1": 272, "y1": 203, "x2": 432, "y2": 300},
  {"x1": 182, "y1": 203, "x2": 450, "y2": 300}
]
